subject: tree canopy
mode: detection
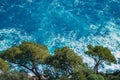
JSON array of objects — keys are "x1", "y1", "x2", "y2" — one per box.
[
  {"x1": 0, "y1": 58, "x2": 9, "y2": 72},
  {"x1": 85, "y1": 45, "x2": 116, "y2": 73},
  {"x1": 46, "y1": 46, "x2": 83, "y2": 77},
  {"x1": 0, "y1": 71, "x2": 32, "y2": 80},
  {"x1": 0, "y1": 42, "x2": 118, "y2": 80},
  {"x1": 0, "y1": 42, "x2": 50, "y2": 80}
]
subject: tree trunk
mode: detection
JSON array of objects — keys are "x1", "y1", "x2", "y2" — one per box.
[
  {"x1": 94, "y1": 63, "x2": 99, "y2": 74},
  {"x1": 34, "y1": 73, "x2": 41, "y2": 80},
  {"x1": 38, "y1": 76, "x2": 41, "y2": 80}
]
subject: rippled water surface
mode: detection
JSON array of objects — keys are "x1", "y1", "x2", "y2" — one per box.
[{"x1": 0, "y1": 0, "x2": 120, "y2": 72}]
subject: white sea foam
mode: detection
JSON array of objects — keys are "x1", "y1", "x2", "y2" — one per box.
[
  {"x1": 0, "y1": 28, "x2": 35, "y2": 51},
  {"x1": 45, "y1": 21, "x2": 120, "y2": 72}
]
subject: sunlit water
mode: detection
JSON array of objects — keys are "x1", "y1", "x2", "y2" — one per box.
[{"x1": 0, "y1": 0, "x2": 120, "y2": 72}]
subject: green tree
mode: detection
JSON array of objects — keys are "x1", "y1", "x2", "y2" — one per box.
[
  {"x1": 71, "y1": 70, "x2": 87, "y2": 80},
  {"x1": 85, "y1": 45, "x2": 116, "y2": 73},
  {"x1": 87, "y1": 74, "x2": 105, "y2": 80},
  {"x1": 0, "y1": 58, "x2": 9, "y2": 73},
  {"x1": 106, "y1": 70, "x2": 120, "y2": 80},
  {"x1": 97, "y1": 74, "x2": 105, "y2": 80},
  {"x1": 46, "y1": 46, "x2": 83, "y2": 77},
  {"x1": 0, "y1": 42, "x2": 50, "y2": 80},
  {"x1": 0, "y1": 71, "x2": 32, "y2": 80},
  {"x1": 55, "y1": 75, "x2": 70, "y2": 80}
]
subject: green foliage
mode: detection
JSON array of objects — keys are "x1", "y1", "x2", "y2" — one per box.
[
  {"x1": 0, "y1": 47, "x2": 21, "y2": 64},
  {"x1": 0, "y1": 58, "x2": 9, "y2": 72},
  {"x1": 19, "y1": 42, "x2": 49, "y2": 64},
  {"x1": 106, "y1": 71, "x2": 120, "y2": 80},
  {"x1": 88, "y1": 74, "x2": 98, "y2": 80},
  {"x1": 0, "y1": 42, "x2": 49, "y2": 65},
  {"x1": 46, "y1": 46, "x2": 83, "y2": 76},
  {"x1": 71, "y1": 70, "x2": 87, "y2": 80},
  {"x1": 0, "y1": 42, "x2": 50, "y2": 80},
  {"x1": 87, "y1": 74, "x2": 104, "y2": 80},
  {"x1": 0, "y1": 71, "x2": 32, "y2": 80},
  {"x1": 109, "y1": 76, "x2": 120, "y2": 80},
  {"x1": 0, "y1": 42, "x2": 118, "y2": 80},
  {"x1": 82, "y1": 63, "x2": 94, "y2": 77},
  {"x1": 97, "y1": 75, "x2": 105, "y2": 80},
  {"x1": 55, "y1": 75, "x2": 70, "y2": 80},
  {"x1": 86, "y1": 45, "x2": 116, "y2": 63},
  {"x1": 85, "y1": 45, "x2": 116, "y2": 73}
]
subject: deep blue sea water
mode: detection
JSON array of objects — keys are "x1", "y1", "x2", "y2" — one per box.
[{"x1": 0, "y1": 0, "x2": 120, "y2": 72}]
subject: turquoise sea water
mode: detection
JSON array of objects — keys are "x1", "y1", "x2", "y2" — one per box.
[{"x1": 0, "y1": 0, "x2": 120, "y2": 72}]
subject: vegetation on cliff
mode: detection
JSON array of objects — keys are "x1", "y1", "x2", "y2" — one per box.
[{"x1": 0, "y1": 42, "x2": 119, "y2": 80}]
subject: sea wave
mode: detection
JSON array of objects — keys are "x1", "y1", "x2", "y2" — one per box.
[
  {"x1": 0, "y1": 0, "x2": 120, "y2": 72},
  {"x1": 0, "y1": 28, "x2": 35, "y2": 51}
]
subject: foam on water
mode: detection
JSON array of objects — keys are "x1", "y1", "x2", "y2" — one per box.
[
  {"x1": 44, "y1": 20, "x2": 120, "y2": 72},
  {"x1": 0, "y1": 28, "x2": 35, "y2": 51},
  {"x1": 0, "y1": 0, "x2": 120, "y2": 72}
]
